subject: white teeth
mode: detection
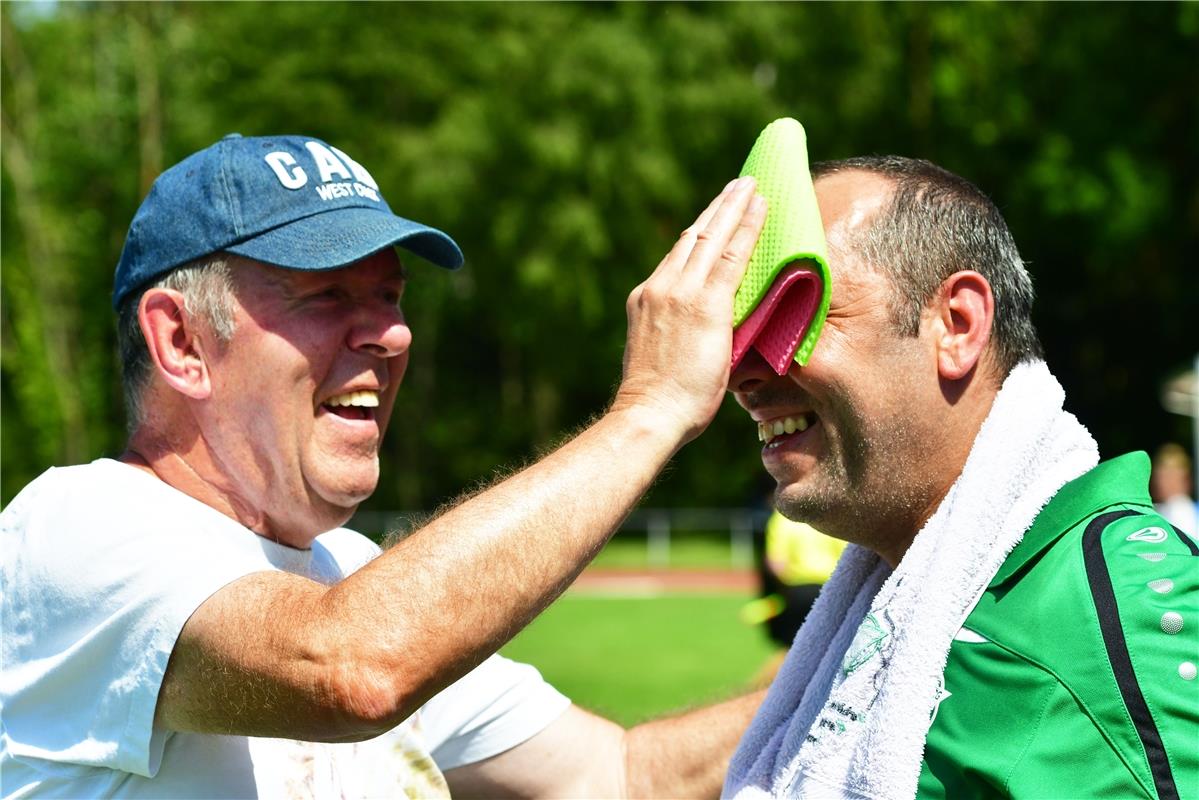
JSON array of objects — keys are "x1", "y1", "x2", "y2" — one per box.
[
  {"x1": 758, "y1": 414, "x2": 814, "y2": 445},
  {"x1": 326, "y1": 390, "x2": 380, "y2": 408}
]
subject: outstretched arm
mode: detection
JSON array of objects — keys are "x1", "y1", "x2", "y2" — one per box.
[
  {"x1": 156, "y1": 179, "x2": 767, "y2": 742},
  {"x1": 444, "y1": 691, "x2": 767, "y2": 799}
]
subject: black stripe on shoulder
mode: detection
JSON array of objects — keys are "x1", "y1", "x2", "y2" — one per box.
[
  {"x1": 1168, "y1": 524, "x2": 1199, "y2": 556},
  {"x1": 1082, "y1": 509, "x2": 1179, "y2": 800}
]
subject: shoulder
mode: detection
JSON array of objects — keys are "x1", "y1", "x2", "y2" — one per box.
[
  {"x1": 2, "y1": 460, "x2": 122, "y2": 523},
  {"x1": 1061, "y1": 505, "x2": 1196, "y2": 682},
  {"x1": 1049, "y1": 502, "x2": 1196, "y2": 612},
  {"x1": 1078, "y1": 509, "x2": 1198, "y2": 800},
  {"x1": 2, "y1": 458, "x2": 287, "y2": 664},
  {"x1": 0, "y1": 462, "x2": 286, "y2": 781},
  {"x1": 3, "y1": 458, "x2": 256, "y2": 543},
  {"x1": 971, "y1": 505, "x2": 1197, "y2": 799},
  {"x1": 3, "y1": 458, "x2": 282, "y2": 577},
  {"x1": 4, "y1": 460, "x2": 168, "y2": 577}
]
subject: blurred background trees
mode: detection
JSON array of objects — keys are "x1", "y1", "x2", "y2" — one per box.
[{"x1": 3, "y1": 2, "x2": 1196, "y2": 514}]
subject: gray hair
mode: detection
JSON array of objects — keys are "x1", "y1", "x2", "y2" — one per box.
[
  {"x1": 811, "y1": 156, "x2": 1043, "y2": 377},
  {"x1": 116, "y1": 254, "x2": 237, "y2": 431}
]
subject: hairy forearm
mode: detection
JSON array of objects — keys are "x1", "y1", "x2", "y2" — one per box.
[
  {"x1": 158, "y1": 178, "x2": 765, "y2": 741},
  {"x1": 623, "y1": 690, "x2": 766, "y2": 799},
  {"x1": 313, "y1": 405, "x2": 687, "y2": 731}
]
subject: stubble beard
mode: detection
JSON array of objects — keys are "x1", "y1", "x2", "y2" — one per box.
[{"x1": 773, "y1": 394, "x2": 934, "y2": 553}]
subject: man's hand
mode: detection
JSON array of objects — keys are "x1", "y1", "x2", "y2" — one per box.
[{"x1": 615, "y1": 177, "x2": 766, "y2": 444}]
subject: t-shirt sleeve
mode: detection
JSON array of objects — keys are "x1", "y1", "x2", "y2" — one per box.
[
  {"x1": 0, "y1": 464, "x2": 284, "y2": 779},
  {"x1": 417, "y1": 654, "x2": 571, "y2": 771},
  {"x1": 311, "y1": 526, "x2": 383, "y2": 580}
]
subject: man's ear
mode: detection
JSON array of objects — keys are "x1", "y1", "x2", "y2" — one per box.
[
  {"x1": 139, "y1": 288, "x2": 214, "y2": 400},
  {"x1": 932, "y1": 271, "x2": 993, "y2": 381}
]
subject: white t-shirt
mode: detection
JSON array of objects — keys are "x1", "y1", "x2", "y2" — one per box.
[{"x1": 0, "y1": 459, "x2": 569, "y2": 798}]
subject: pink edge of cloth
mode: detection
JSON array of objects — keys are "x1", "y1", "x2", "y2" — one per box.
[{"x1": 731, "y1": 266, "x2": 823, "y2": 375}]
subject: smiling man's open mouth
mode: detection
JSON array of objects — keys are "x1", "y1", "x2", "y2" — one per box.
[
  {"x1": 323, "y1": 390, "x2": 380, "y2": 421},
  {"x1": 758, "y1": 412, "x2": 817, "y2": 448}
]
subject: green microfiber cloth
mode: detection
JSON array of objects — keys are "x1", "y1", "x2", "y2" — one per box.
[{"x1": 731, "y1": 118, "x2": 831, "y2": 372}]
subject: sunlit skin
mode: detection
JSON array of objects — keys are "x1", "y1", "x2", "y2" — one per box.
[
  {"x1": 105, "y1": 180, "x2": 775, "y2": 795},
  {"x1": 122, "y1": 249, "x2": 410, "y2": 548},
  {"x1": 729, "y1": 172, "x2": 993, "y2": 567}
]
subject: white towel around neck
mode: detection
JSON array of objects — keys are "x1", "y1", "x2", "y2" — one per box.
[{"x1": 724, "y1": 360, "x2": 1099, "y2": 800}]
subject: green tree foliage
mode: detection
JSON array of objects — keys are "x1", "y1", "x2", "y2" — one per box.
[{"x1": 3, "y1": 3, "x2": 1196, "y2": 512}]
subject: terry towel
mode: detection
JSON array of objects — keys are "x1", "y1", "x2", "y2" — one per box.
[{"x1": 724, "y1": 360, "x2": 1099, "y2": 799}]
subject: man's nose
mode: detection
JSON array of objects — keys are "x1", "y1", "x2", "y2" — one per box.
[
  {"x1": 727, "y1": 348, "x2": 775, "y2": 394},
  {"x1": 348, "y1": 303, "x2": 413, "y2": 358}
]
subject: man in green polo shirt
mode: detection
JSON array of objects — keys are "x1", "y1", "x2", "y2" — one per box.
[
  {"x1": 723, "y1": 156, "x2": 1196, "y2": 799},
  {"x1": 921, "y1": 456, "x2": 1197, "y2": 798}
]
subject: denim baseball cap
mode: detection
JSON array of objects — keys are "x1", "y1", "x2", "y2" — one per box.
[{"x1": 113, "y1": 133, "x2": 463, "y2": 308}]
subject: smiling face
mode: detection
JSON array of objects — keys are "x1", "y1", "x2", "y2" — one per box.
[
  {"x1": 196, "y1": 249, "x2": 411, "y2": 545},
  {"x1": 730, "y1": 171, "x2": 962, "y2": 564}
]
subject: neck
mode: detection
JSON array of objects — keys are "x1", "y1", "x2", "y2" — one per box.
[
  {"x1": 884, "y1": 376, "x2": 1001, "y2": 568},
  {"x1": 121, "y1": 427, "x2": 304, "y2": 548}
]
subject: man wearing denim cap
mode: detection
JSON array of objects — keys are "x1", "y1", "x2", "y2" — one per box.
[{"x1": 0, "y1": 134, "x2": 768, "y2": 797}]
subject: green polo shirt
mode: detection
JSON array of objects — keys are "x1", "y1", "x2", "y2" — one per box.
[{"x1": 916, "y1": 453, "x2": 1198, "y2": 799}]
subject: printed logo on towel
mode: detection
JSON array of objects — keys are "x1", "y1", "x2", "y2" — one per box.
[
  {"x1": 841, "y1": 613, "x2": 890, "y2": 677},
  {"x1": 809, "y1": 701, "x2": 867, "y2": 744},
  {"x1": 804, "y1": 608, "x2": 898, "y2": 749},
  {"x1": 1126, "y1": 526, "x2": 1168, "y2": 544},
  {"x1": 263, "y1": 142, "x2": 381, "y2": 203}
]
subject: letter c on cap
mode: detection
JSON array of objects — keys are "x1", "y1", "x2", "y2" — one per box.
[{"x1": 264, "y1": 152, "x2": 308, "y2": 190}]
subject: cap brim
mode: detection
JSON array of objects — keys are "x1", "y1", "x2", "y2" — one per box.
[{"x1": 225, "y1": 206, "x2": 464, "y2": 271}]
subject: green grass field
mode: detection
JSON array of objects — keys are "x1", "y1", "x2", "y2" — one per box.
[
  {"x1": 501, "y1": 590, "x2": 778, "y2": 726},
  {"x1": 588, "y1": 531, "x2": 751, "y2": 570}
]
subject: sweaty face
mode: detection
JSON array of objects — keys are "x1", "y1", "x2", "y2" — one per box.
[
  {"x1": 729, "y1": 172, "x2": 947, "y2": 562},
  {"x1": 201, "y1": 250, "x2": 411, "y2": 544}
]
